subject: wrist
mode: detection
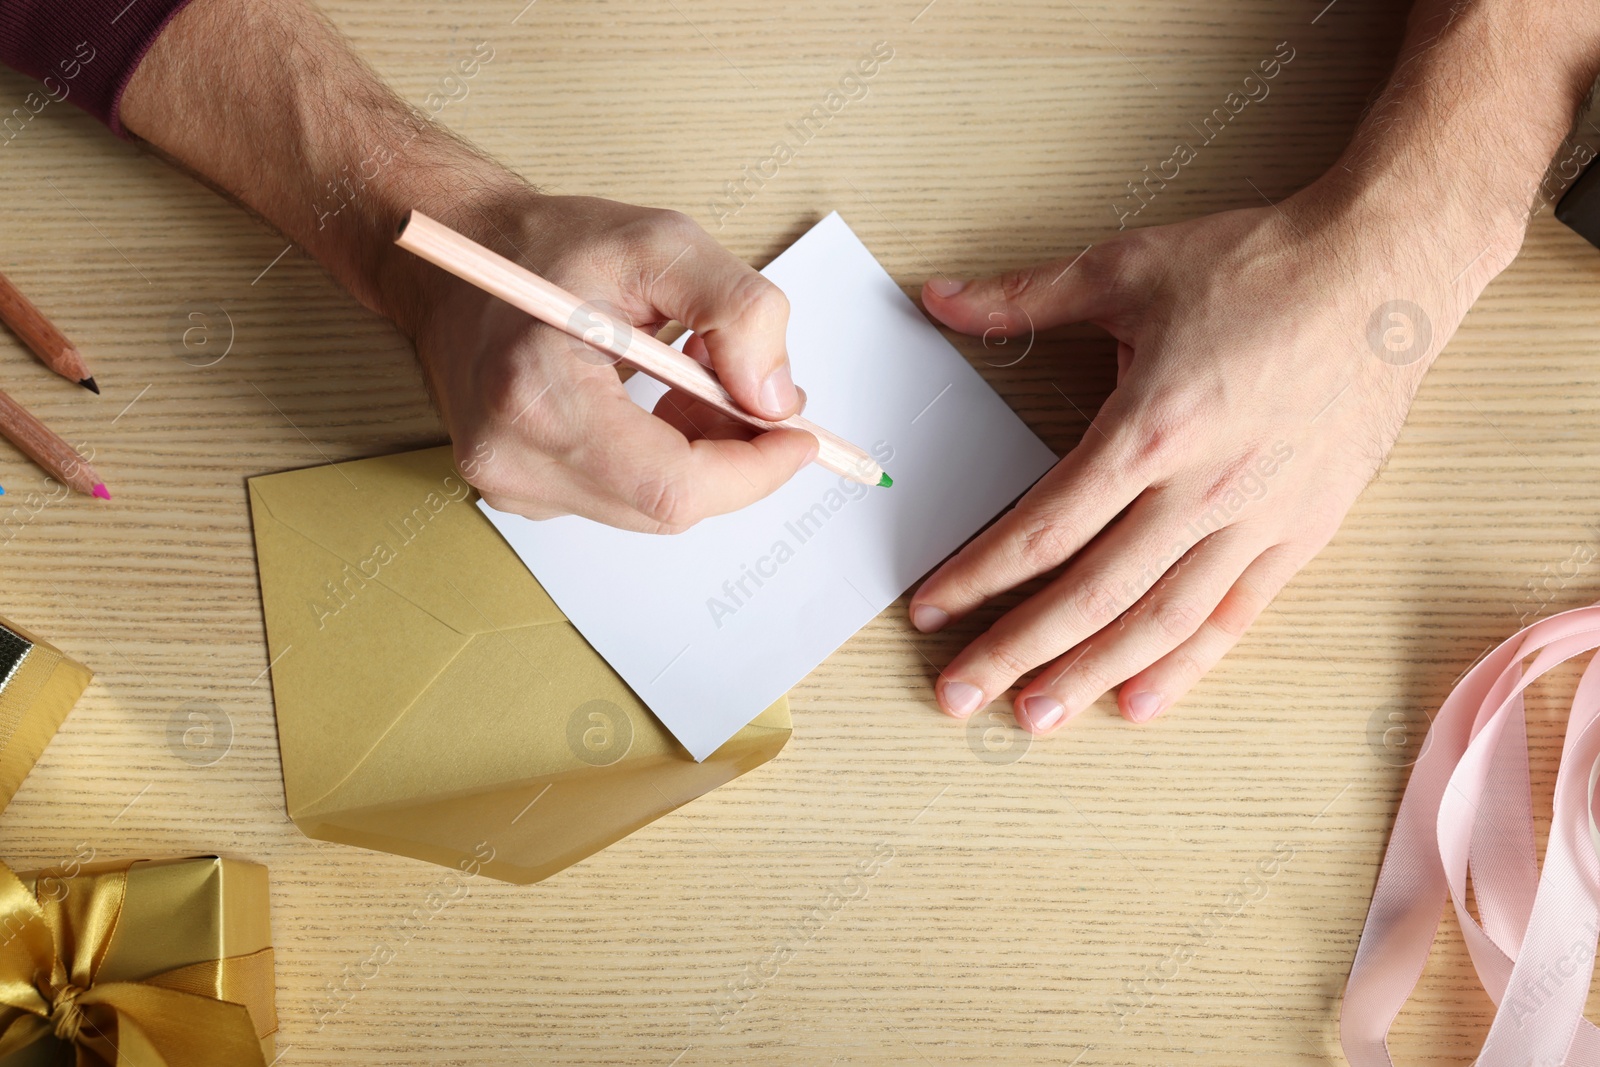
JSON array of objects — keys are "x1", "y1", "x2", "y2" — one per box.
[
  {"x1": 1301, "y1": 163, "x2": 1529, "y2": 299},
  {"x1": 1276, "y1": 165, "x2": 1520, "y2": 387},
  {"x1": 315, "y1": 117, "x2": 530, "y2": 338},
  {"x1": 1302, "y1": 0, "x2": 1600, "y2": 301}
]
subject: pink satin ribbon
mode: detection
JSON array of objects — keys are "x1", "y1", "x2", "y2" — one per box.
[{"x1": 1342, "y1": 605, "x2": 1600, "y2": 1065}]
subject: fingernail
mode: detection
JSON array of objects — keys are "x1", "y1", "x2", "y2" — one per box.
[
  {"x1": 1020, "y1": 695, "x2": 1065, "y2": 732},
  {"x1": 911, "y1": 604, "x2": 949, "y2": 633},
  {"x1": 939, "y1": 680, "x2": 984, "y2": 718},
  {"x1": 926, "y1": 278, "x2": 968, "y2": 298},
  {"x1": 759, "y1": 363, "x2": 797, "y2": 415},
  {"x1": 1127, "y1": 691, "x2": 1163, "y2": 723}
]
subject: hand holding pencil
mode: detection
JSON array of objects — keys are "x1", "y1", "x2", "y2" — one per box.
[
  {"x1": 394, "y1": 196, "x2": 879, "y2": 533},
  {"x1": 397, "y1": 210, "x2": 888, "y2": 489}
]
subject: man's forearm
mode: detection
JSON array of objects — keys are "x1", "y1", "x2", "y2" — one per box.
[
  {"x1": 118, "y1": 0, "x2": 519, "y2": 335},
  {"x1": 1324, "y1": 0, "x2": 1600, "y2": 300}
]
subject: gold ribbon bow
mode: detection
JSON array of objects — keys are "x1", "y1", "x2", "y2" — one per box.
[{"x1": 0, "y1": 860, "x2": 272, "y2": 1066}]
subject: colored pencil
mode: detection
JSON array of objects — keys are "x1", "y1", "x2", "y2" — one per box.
[
  {"x1": 0, "y1": 270, "x2": 98, "y2": 393},
  {"x1": 0, "y1": 388, "x2": 108, "y2": 499},
  {"x1": 394, "y1": 210, "x2": 891, "y2": 488}
]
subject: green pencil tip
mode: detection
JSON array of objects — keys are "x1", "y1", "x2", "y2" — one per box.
[{"x1": 878, "y1": 472, "x2": 893, "y2": 488}]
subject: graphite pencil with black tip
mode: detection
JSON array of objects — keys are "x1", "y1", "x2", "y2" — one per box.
[{"x1": 0, "y1": 269, "x2": 99, "y2": 393}]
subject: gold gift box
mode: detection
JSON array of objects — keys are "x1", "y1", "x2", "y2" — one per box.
[
  {"x1": 248, "y1": 446, "x2": 791, "y2": 884},
  {"x1": 0, "y1": 615, "x2": 91, "y2": 815},
  {"x1": 0, "y1": 855, "x2": 276, "y2": 1066}
]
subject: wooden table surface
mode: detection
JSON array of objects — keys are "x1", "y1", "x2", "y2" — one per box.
[{"x1": 2, "y1": 1, "x2": 1598, "y2": 1063}]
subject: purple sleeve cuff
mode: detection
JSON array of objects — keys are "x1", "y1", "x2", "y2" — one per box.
[{"x1": 0, "y1": 0, "x2": 196, "y2": 137}]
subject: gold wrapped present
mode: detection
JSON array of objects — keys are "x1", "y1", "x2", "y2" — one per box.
[
  {"x1": 0, "y1": 855, "x2": 276, "y2": 1066},
  {"x1": 248, "y1": 446, "x2": 791, "y2": 885},
  {"x1": 0, "y1": 615, "x2": 91, "y2": 814}
]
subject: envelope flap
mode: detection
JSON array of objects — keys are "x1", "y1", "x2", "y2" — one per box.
[
  {"x1": 248, "y1": 447, "x2": 566, "y2": 635},
  {"x1": 248, "y1": 447, "x2": 568, "y2": 812},
  {"x1": 302, "y1": 622, "x2": 788, "y2": 818},
  {"x1": 300, "y1": 619, "x2": 670, "y2": 816}
]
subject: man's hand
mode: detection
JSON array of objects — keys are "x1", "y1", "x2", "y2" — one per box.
[
  {"x1": 119, "y1": 0, "x2": 814, "y2": 531},
  {"x1": 908, "y1": 0, "x2": 1600, "y2": 734},
  {"x1": 910, "y1": 180, "x2": 1486, "y2": 731},
  {"x1": 409, "y1": 193, "x2": 815, "y2": 531}
]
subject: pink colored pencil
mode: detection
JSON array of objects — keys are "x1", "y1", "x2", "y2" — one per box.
[{"x1": 0, "y1": 387, "x2": 109, "y2": 499}]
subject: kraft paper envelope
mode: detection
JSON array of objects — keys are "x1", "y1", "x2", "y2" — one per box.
[{"x1": 248, "y1": 446, "x2": 789, "y2": 884}]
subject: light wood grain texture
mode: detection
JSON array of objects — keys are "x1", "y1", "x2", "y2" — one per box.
[{"x1": 0, "y1": 1, "x2": 1596, "y2": 1063}]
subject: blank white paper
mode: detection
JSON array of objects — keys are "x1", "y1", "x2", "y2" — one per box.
[{"x1": 481, "y1": 212, "x2": 1057, "y2": 760}]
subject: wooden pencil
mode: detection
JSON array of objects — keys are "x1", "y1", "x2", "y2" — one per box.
[
  {"x1": 394, "y1": 210, "x2": 891, "y2": 488},
  {"x1": 0, "y1": 269, "x2": 98, "y2": 394},
  {"x1": 0, "y1": 388, "x2": 108, "y2": 499}
]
